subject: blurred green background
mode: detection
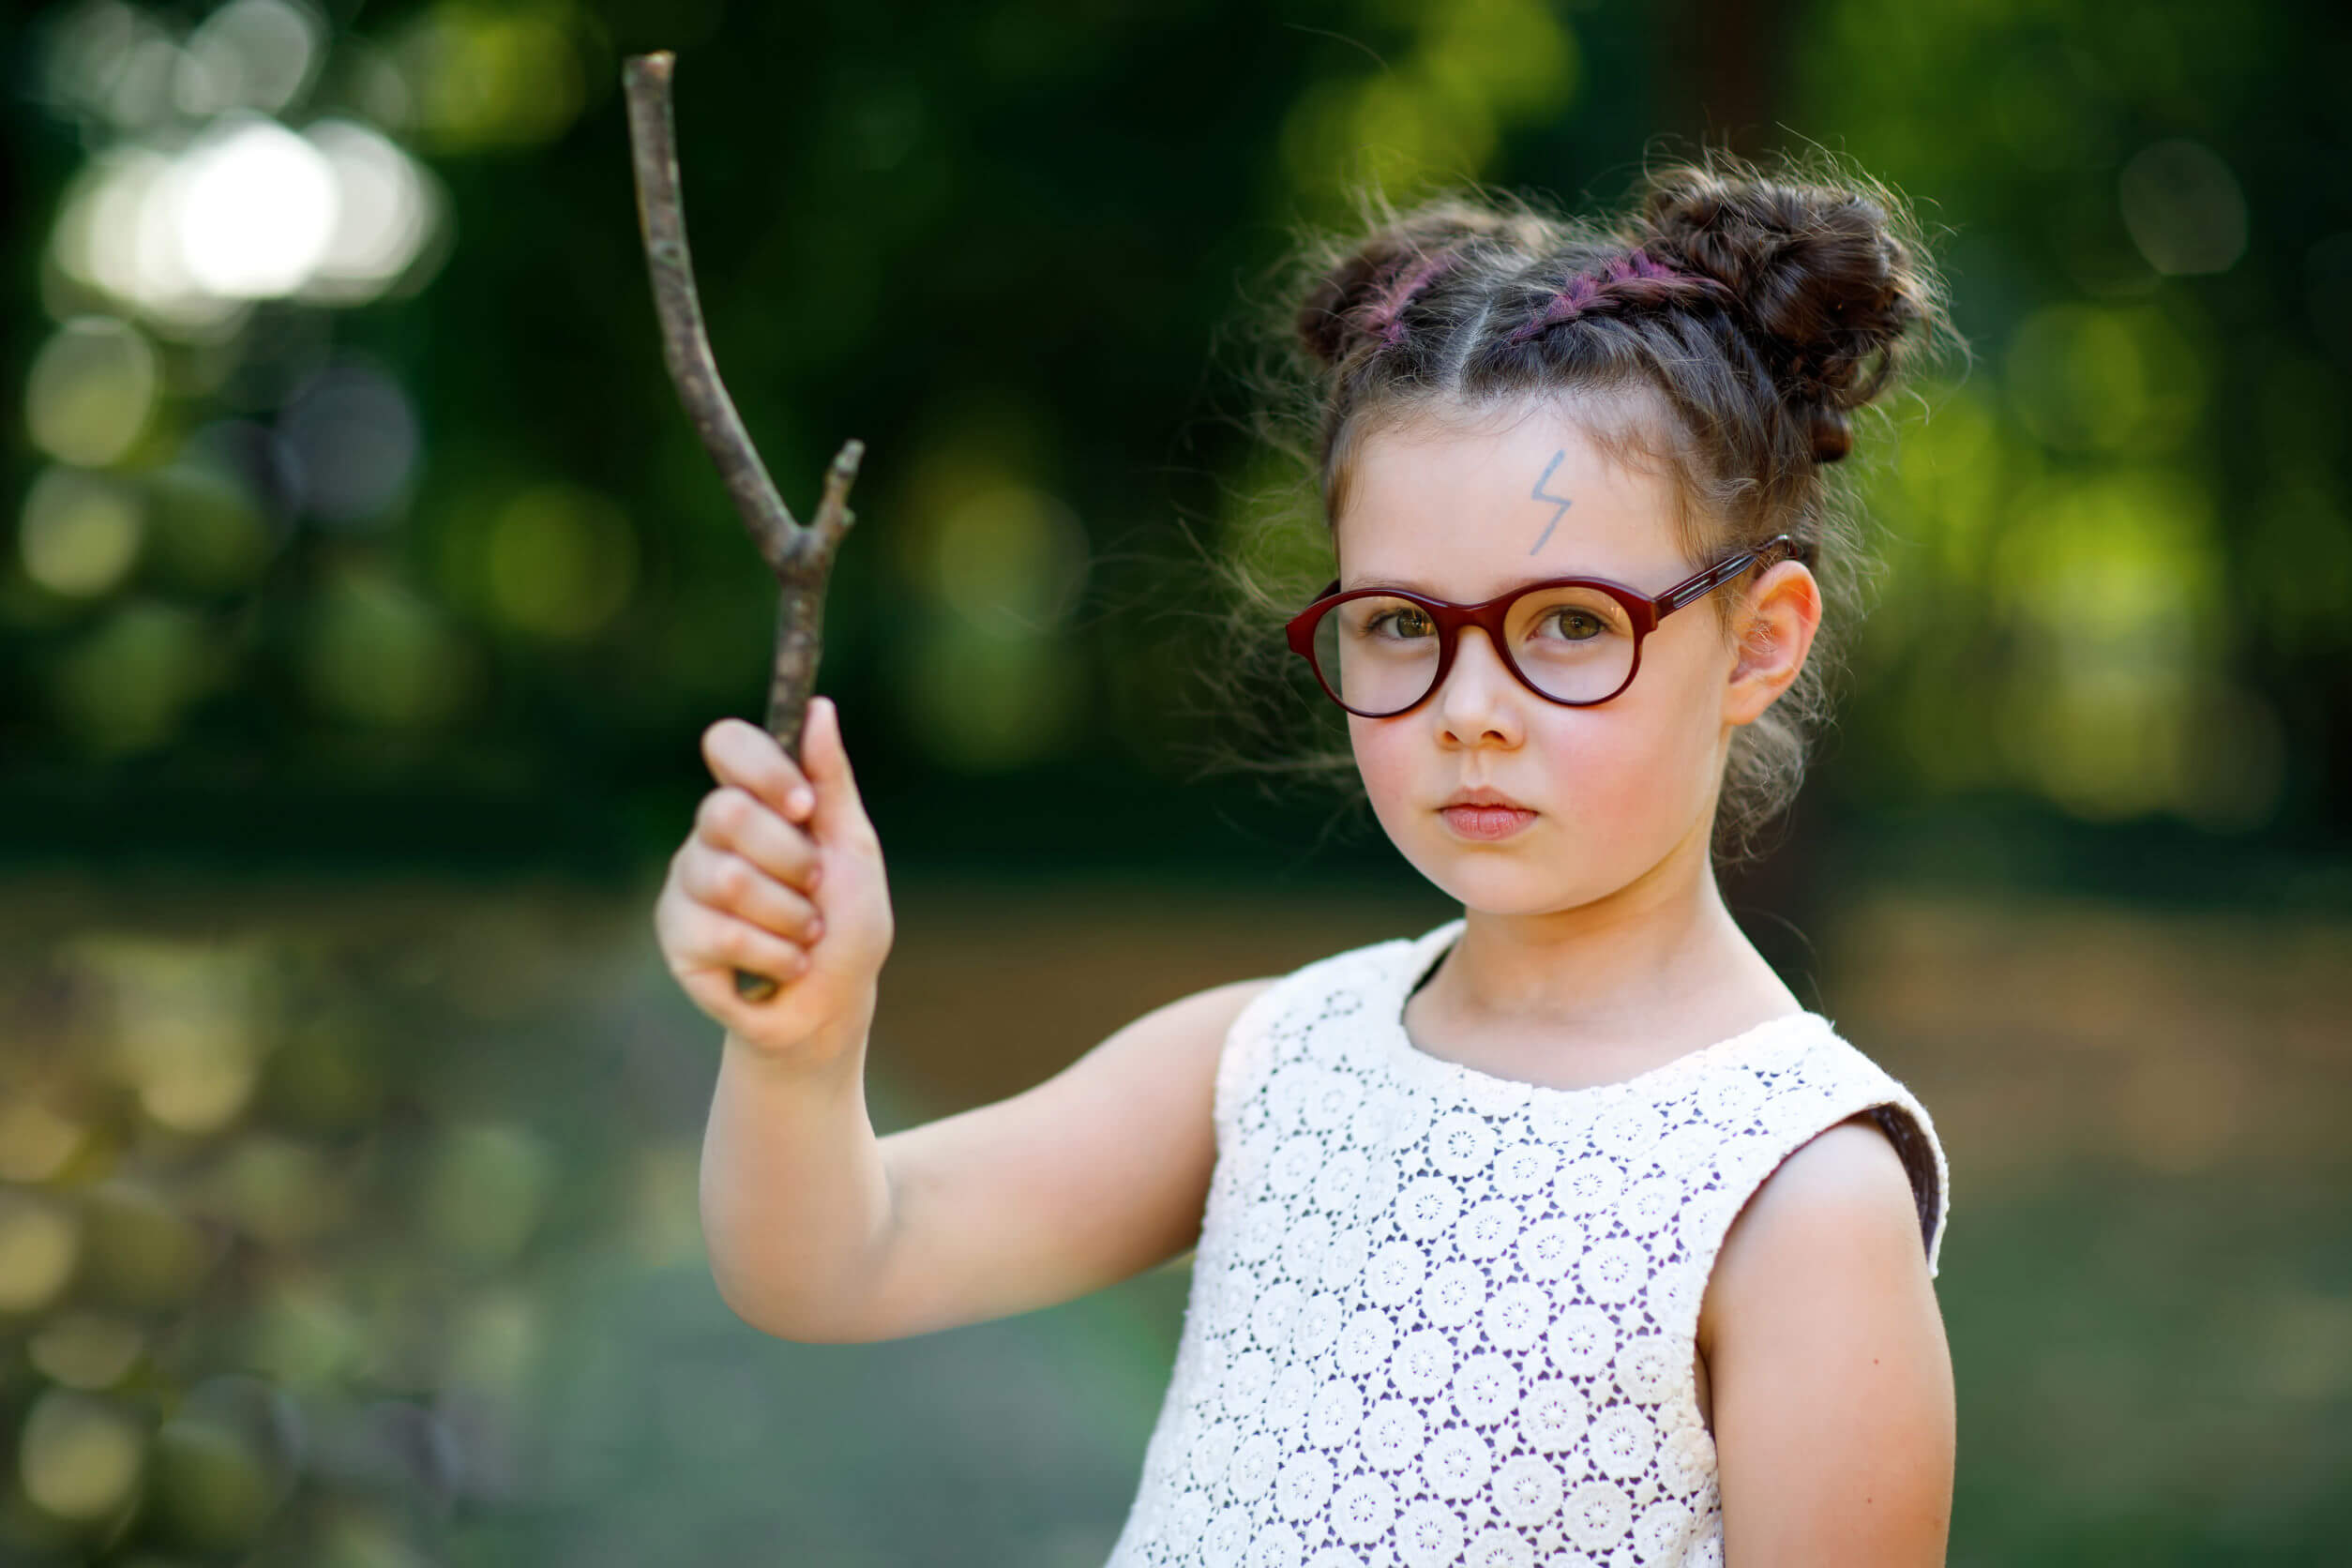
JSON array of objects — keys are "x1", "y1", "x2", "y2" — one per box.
[{"x1": 3, "y1": 0, "x2": 2347, "y2": 1563}]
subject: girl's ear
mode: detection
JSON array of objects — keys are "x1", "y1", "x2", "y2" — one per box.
[{"x1": 1723, "y1": 563, "x2": 1822, "y2": 727}]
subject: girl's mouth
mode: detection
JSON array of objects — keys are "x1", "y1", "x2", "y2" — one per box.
[{"x1": 1440, "y1": 805, "x2": 1536, "y2": 840}]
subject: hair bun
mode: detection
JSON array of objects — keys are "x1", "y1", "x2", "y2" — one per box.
[
  {"x1": 1638, "y1": 160, "x2": 1928, "y2": 418},
  {"x1": 1295, "y1": 201, "x2": 1550, "y2": 369}
]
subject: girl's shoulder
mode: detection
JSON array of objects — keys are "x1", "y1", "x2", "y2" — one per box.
[{"x1": 1699, "y1": 1013, "x2": 1952, "y2": 1281}]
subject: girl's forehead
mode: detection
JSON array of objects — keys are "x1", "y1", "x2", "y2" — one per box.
[{"x1": 1337, "y1": 407, "x2": 1686, "y2": 593}]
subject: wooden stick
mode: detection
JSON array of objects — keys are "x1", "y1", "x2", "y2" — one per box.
[{"x1": 623, "y1": 50, "x2": 863, "y2": 1004}]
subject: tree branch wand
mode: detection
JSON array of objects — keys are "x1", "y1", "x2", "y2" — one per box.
[{"x1": 623, "y1": 50, "x2": 862, "y2": 1004}]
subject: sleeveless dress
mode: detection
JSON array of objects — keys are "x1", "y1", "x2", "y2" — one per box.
[{"x1": 1102, "y1": 916, "x2": 1949, "y2": 1568}]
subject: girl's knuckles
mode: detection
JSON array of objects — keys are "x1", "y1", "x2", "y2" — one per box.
[
  {"x1": 696, "y1": 791, "x2": 739, "y2": 837},
  {"x1": 757, "y1": 822, "x2": 799, "y2": 863}
]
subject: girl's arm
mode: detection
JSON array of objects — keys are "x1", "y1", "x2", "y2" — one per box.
[
  {"x1": 1699, "y1": 1115, "x2": 1956, "y2": 1565},
  {"x1": 704, "y1": 972, "x2": 1268, "y2": 1344},
  {"x1": 671, "y1": 705, "x2": 1272, "y2": 1345}
]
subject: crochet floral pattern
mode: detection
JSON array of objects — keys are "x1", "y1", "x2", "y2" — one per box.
[{"x1": 1104, "y1": 918, "x2": 1948, "y2": 1568}]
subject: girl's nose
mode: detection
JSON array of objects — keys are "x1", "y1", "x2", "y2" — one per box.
[{"x1": 1434, "y1": 626, "x2": 1522, "y2": 746}]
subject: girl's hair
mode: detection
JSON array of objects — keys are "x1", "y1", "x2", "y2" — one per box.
[{"x1": 1189, "y1": 148, "x2": 1954, "y2": 868}]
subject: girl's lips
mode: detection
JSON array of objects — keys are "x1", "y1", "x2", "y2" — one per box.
[{"x1": 1440, "y1": 805, "x2": 1536, "y2": 840}]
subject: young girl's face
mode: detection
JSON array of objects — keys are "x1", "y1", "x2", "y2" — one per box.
[{"x1": 1334, "y1": 400, "x2": 1785, "y2": 915}]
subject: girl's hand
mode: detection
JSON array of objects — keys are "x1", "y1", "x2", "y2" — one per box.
[{"x1": 655, "y1": 697, "x2": 895, "y2": 1068}]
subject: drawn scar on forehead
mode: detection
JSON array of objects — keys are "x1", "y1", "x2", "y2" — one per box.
[{"x1": 1527, "y1": 449, "x2": 1573, "y2": 554}]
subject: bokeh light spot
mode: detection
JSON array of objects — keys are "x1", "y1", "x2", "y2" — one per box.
[
  {"x1": 85, "y1": 935, "x2": 272, "y2": 1137},
  {"x1": 0, "y1": 1097, "x2": 89, "y2": 1184},
  {"x1": 81, "y1": 1178, "x2": 221, "y2": 1309},
  {"x1": 304, "y1": 116, "x2": 443, "y2": 304},
  {"x1": 29, "y1": 1313, "x2": 146, "y2": 1392},
  {"x1": 393, "y1": 1, "x2": 586, "y2": 154},
  {"x1": 50, "y1": 146, "x2": 251, "y2": 336},
  {"x1": 1994, "y1": 470, "x2": 2231, "y2": 822},
  {"x1": 21, "y1": 466, "x2": 145, "y2": 597},
  {"x1": 176, "y1": 112, "x2": 339, "y2": 299},
  {"x1": 152, "y1": 1375, "x2": 302, "y2": 1549},
  {"x1": 897, "y1": 621, "x2": 1087, "y2": 772},
  {"x1": 484, "y1": 483, "x2": 638, "y2": 639},
  {"x1": 217, "y1": 1136, "x2": 344, "y2": 1245},
  {"x1": 20, "y1": 1389, "x2": 146, "y2": 1523},
  {"x1": 2119, "y1": 139, "x2": 2248, "y2": 277},
  {"x1": 2005, "y1": 305, "x2": 2202, "y2": 452},
  {"x1": 245, "y1": 1275, "x2": 362, "y2": 1386},
  {"x1": 39, "y1": 2, "x2": 166, "y2": 128},
  {"x1": 280, "y1": 360, "x2": 421, "y2": 527},
  {"x1": 0, "y1": 1189, "x2": 83, "y2": 1315},
  {"x1": 1277, "y1": 0, "x2": 1576, "y2": 209},
  {"x1": 26, "y1": 314, "x2": 159, "y2": 466},
  {"x1": 419, "y1": 1123, "x2": 553, "y2": 1264},
  {"x1": 145, "y1": 452, "x2": 280, "y2": 594},
  {"x1": 303, "y1": 563, "x2": 477, "y2": 726},
  {"x1": 918, "y1": 481, "x2": 1090, "y2": 633},
  {"x1": 1420, "y1": 0, "x2": 1578, "y2": 120},
  {"x1": 181, "y1": 0, "x2": 326, "y2": 118},
  {"x1": 443, "y1": 1285, "x2": 541, "y2": 1395},
  {"x1": 50, "y1": 600, "x2": 219, "y2": 756}
]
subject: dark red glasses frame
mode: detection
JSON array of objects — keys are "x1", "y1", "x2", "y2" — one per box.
[{"x1": 1285, "y1": 533, "x2": 1814, "y2": 716}]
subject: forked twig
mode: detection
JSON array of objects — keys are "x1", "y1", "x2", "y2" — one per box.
[{"x1": 624, "y1": 49, "x2": 862, "y2": 1004}]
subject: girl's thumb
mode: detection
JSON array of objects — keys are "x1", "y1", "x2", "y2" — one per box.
[{"x1": 802, "y1": 696, "x2": 873, "y2": 839}]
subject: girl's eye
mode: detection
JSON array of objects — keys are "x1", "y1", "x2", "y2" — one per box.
[
  {"x1": 1369, "y1": 607, "x2": 1435, "y2": 639},
  {"x1": 1545, "y1": 609, "x2": 1605, "y2": 641}
]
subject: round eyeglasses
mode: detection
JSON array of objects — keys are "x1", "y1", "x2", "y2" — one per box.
[{"x1": 1284, "y1": 534, "x2": 1813, "y2": 717}]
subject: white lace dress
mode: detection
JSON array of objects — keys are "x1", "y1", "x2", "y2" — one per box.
[{"x1": 1102, "y1": 916, "x2": 1949, "y2": 1568}]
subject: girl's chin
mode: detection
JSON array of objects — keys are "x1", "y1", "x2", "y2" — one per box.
[{"x1": 1416, "y1": 855, "x2": 1575, "y2": 905}]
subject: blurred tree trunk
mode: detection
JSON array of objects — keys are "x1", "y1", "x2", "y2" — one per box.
[{"x1": 1656, "y1": 0, "x2": 1790, "y2": 157}]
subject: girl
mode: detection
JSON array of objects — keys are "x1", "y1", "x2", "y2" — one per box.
[{"x1": 655, "y1": 152, "x2": 1956, "y2": 1567}]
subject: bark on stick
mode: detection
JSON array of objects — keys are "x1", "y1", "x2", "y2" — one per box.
[{"x1": 624, "y1": 50, "x2": 862, "y2": 1004}]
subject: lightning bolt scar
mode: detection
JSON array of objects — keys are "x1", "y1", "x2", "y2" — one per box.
[{"x1": 1528, "y1": 449, "x2": 1572, "y2": 554}]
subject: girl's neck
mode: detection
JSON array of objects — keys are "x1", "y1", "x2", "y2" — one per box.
[{"x1": 1412, "y1": 840, "x2": 1800, "y2": 1072}]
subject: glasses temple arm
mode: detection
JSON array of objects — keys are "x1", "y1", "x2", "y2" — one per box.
[{"x1": 1655, "y1": 535, "x2": 1810, "y2": 613}]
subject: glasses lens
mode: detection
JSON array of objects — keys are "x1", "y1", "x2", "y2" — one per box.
[
  {"x1": 1504, "y1": 584, "x2": 1637, "y2": 703},
  {"x1": 1309, "y1": 584, "x2": 1641, "y2": 712},
  {"x1": 1312, "y1": 594, "x2": 1442, "y2": 715}
]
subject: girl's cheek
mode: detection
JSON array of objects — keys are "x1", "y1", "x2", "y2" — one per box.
[
  {"x1": 1349, "y1": 725, "x2": 1433, "y2": 850},
  {"x1": 1349, "y1": 724, "x2": 1413, "y2": 814},
  {"x1": 1542, "y1": 714, "x2": 1651, "y2": 796},
  {"x1": 1529, "y1": 720, "x2": 1657, "y2": 848}
]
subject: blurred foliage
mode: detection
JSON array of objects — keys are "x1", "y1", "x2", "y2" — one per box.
[
  {"x1": 0, "y1": 875, "x2": 661, "y2": 1564},
  {"x1": 0, "y1": 0, "x2": 2344, "y2": 890},
  {"x1": 1792, "y1": 1, "x2": 2351, "y2": 843}
]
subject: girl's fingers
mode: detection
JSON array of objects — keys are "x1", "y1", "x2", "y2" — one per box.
[
  {"x1": 680, "y1": 905, "x2": 809, "y2": 988},
  {"x1": 694, "y1": 787, "x2": 821, "y2": 892},
  {"x1": 682, "y1": 848, "x2": 824, "y2": 944},
  {"x1": 800, "y1": 697, "x2": 873, "y2": 845},
  {"x1": 701, "y1": 718, "x2": 816, "y2": 823}
]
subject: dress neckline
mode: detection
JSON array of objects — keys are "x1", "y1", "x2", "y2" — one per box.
[{"x1": 1380, "y1": 917, "x2": 1831, "y2": 1106}]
